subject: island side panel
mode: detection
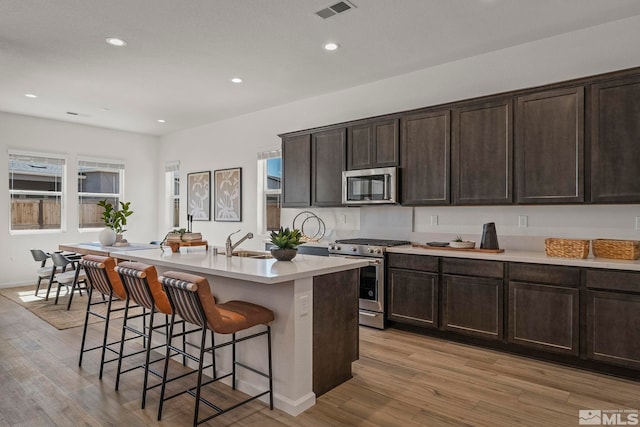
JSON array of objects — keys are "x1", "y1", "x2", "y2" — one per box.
[{"x1": 313, "y1": 268, "x2": 360, "y2": 396}]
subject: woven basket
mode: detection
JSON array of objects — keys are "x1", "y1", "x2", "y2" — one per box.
[
  {"x1": 544, "y1": 238, "x2": 590, "y2": 259},
  {"x1": 592, "y1": 239, "x2": 640, "y2": 260}
]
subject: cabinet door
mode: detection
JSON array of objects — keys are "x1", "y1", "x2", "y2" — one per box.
[
  {"x1": 515, "y1": 87, "x2": 584, "y2": 203},
  {"x1": 591, "y1": 75, "x2": 640, "y2": 203},
  {"x1": 282, "y1": 134, "x2": 311, "y2": 207},
  {"x1": 387, "y1": 268, "x2": 438, "y2": 328},
  {"x1": 312, "y1": 128, "x2": 346, "y2": 207},
  {"x1": 587, "y1": 290, "x2": 640, "y2": 369},
  {"x1": 442, "y1": 274, "x2": 503, "y2": 340},
  {"x1": 508, "y1": 281, "x2": 579, "y2": 356},
  {"x1": 373, "y1": 119, "x2": 399, "y2": 168},
  {"x1": 347, "y1": 123, "x2": 372, "y2": 170},
  {"x1": 347, "y1": 119, "x2": 399, "y2": 170},
  {"x1": 452, "y1": 99, "x2": 513, "y2": 205},
  {"x1": 401, "y1": 110, "x2": 450, "y2": 205}
]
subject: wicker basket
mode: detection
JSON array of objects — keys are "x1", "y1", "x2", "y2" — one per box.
[
  {"x1": 592, "y1": 239, "x2": 640, "y2": 260},
  {"x1": 544, "y1": 238, "x2": 590, "y2": 259}
]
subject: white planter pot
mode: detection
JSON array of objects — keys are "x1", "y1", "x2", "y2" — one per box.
[{"x1": 99, "y1": 227, "x2": 117, "y2": 246}]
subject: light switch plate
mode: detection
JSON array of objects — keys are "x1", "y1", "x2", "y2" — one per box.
[{"x1": 518, "y1": 215, "x2": 528, "y2": 228}]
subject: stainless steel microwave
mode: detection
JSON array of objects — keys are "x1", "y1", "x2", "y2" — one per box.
[{"x1": 342, "y1": 167, "x2": 398, "y2": 205}]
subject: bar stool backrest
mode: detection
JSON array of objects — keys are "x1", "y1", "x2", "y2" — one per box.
[
  {"x1": 160, "y1": 271, "x2": 256, "y2": 335},
  {"x1": 115, "y1": 261, "x2": 171, "y2": 314},
  {"x1": 80, "y1": 255, "x2": 126, "y2": 299}
]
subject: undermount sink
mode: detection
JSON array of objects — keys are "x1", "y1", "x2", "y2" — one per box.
[{"x1": 231, "y1": 250, "x2": 273, "y2": 259}]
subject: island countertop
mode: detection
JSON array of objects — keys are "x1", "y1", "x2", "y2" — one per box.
[{"x1": 111, "y1": 248, "x2": 369, "y2": 284}]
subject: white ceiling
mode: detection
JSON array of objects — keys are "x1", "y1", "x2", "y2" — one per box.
[{"x1": 2, "y1": 0, "x2": 640, "y2": 136}]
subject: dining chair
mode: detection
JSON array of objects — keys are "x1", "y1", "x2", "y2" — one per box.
[
  {"x1": 30, "y1": 249, "x2": 52, "y2": 297},
  {"x1": 49, "y1": 252, "x2": 88, "y2": 308}
]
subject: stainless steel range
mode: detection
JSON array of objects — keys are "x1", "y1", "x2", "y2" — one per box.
[{"x1": 328, "y1": 238, "x2": 411, "y2": 329}]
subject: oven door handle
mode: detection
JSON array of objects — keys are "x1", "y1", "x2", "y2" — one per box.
[{"x1": 359, "y1": 311, "x2": 378, "y2": 317}]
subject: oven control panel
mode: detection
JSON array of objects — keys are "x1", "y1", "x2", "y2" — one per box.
[{"x1": 328, "y1": 244, "x2": 385, "y2": 257}]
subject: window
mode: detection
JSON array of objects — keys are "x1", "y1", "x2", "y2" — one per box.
[
  {"x1": 165, "y1": 161, "x2": 180, "y2": 228},
  {"x1": 9, "y1": 151, "x2": 66, "y2": 231},
  {"x1": 78, "y1": 159, "x2": 124, "y2": 229},
  {"x1": 257, "y1": 149, "x2": 282, "y2": 234}
]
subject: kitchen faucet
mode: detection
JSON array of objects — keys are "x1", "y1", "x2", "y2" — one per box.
[{"x1": 225, "y1": 229, "x2": 254, "y2": 257}]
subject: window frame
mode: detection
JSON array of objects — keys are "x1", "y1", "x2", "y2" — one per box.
[
  {"x1": 257, "y1": 148, "x2": 282, "y2": 236},
  {"x1": 77, "y1": 157, "x2": 125, "y2": 230},
  {"x1": 8, "y1": 150, "x2": 67, "y2": 234},
  {"x1": 165, "y1": 161, "x2": 180, "y2": 229}
]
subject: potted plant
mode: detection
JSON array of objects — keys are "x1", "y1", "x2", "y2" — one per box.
[
  {"x1": 97, "y1": 199, "x2": 134, "y2": 246},
  {"x1": 269, "y1": 227, "x2": 302, "y2": 261}
]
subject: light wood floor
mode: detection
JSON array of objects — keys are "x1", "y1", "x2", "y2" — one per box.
[{"x1": 1, "y1": 293, "x2": 639, "y2": 427}]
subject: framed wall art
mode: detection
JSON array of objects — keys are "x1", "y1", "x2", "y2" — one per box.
[
  {"x1": 187, "y1": 171, "x2": 211, "y2": 221},
  {"x1": 214, "y1": 167, "x2": 242, "y2": 222}
]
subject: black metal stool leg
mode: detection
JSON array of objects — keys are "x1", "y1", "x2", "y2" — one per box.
[
  {"x1": 232, "y1": 332, "x2": 237, "y2": 390},
  {"x1": 193, "y1": 326, "x2": 208, "y2": 426},
  {"x1": 78, "y1": 287, "x2": 94, "y2": 367},
  {"x1": 99, "y1": 293, "x2": 114, "y2": 379}
]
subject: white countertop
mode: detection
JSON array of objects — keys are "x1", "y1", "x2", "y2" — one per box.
[
  {"x1": 111, "y1": 248, "x2": 369, "y2": 284},
  {"x1": 388, "y1": 245, "x2": 640, "y2": 272}
]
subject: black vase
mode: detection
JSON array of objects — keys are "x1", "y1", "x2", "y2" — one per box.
[{"x1": 480, "y1": 222, "x2": 499, "y2": 250}]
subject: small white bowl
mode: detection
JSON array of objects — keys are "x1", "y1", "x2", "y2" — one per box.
[{"x1": 449, "y1": 241, "x2": 475, "y2": 249}]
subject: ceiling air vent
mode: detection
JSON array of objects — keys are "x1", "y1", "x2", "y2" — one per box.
[{"x1": 316, "y1": 1, "x2": 356, "y2": 19}]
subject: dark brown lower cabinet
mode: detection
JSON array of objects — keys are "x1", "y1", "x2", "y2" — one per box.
[
  {"x1": 508, "y1": 281, "x2": 579, "y2": 356},
  {"x1": 587, "y1": 290, "x2": 640, "y2": 370},
  {"x1": 387, "y1": 268, "x2": 438, "y2": 328},
  {"x1": 442, "y1": 274, "x2": 503, "y2": 340}
]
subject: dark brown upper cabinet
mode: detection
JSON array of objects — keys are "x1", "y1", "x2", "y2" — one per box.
[
  {"x1": 452, "y1": 99, "x2": 513, "y2": 205},
  {"x1": 312, "y1": 128, "x2": 346, "y2": 207},
  {"x1": 401, "y1": 110, "x2": 451, "y2": 205},
  {"x1": 515, "y1": 87, "x2": 585, "y2": 204},
  {"x1": 282, "y1": 134, "x2": 311, "y2": 208},
  {"x1": 591, "y1": 75, "x2": 640, "y2": 203},
  {"x1": 347, "y1": 119, "x2": 399, "y2": 170}
]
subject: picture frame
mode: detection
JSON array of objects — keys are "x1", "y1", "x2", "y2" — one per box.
[
  {"x1": 214, "y1": 167, "x2": 242, "y2": 222},
  {"x1": 187, "y1": 171, "x2": 211, "y2": 221}
]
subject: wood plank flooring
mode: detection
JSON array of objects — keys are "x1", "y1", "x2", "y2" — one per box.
[{"x1": 1, "y1": 292, "x2": 639, "y2": 426}]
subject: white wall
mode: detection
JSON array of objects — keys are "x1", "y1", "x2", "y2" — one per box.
[
  {"x1": 159, "y1": 15, "x2": 640, "y2": 251},
  {"x1": 1, "y1": 112, "x2": 159, "y2": 287}
]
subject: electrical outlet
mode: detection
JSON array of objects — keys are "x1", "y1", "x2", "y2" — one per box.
[
  {"x1": 430, "y1": 215, "x2": 438, "y2": 226},
  {"x1": 518, "y1": 215, "x2": 528, "y2": 228},
  {"x1": 299, "y1": 294, "x2": 309, "y2": 316},
  {"x1": 341, "y1": 214, "x2": 347, "y2": 224}
]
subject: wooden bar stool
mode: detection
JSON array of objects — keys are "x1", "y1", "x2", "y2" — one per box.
[
  {"x1": 157, "y1": 271, "x2": 274, "y2": 426},
  {"x1": 114, "y1": 261, "x2": 185, "y2": 409}
]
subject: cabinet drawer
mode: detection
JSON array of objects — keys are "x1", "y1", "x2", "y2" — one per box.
[
  {"x1": 586, "y1": 269, "x2": 640, "y2": 293},
  {"x1": 387, "y1": 253, "x2": 438, "y2": 272},
  {"x1": 442, "y1": 258, "x2": 504, "y2": 279},
  {"x1": 509, "y1": 263, "x2": 580, "y2": 288}
]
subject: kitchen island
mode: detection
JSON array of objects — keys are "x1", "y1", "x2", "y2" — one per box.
[{"x1": 112, "y1": 248, "x2": 368, "y2": 416}]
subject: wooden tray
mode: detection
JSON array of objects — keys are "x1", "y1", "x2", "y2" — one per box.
[
  {"x1": 167, "y1": 240, "x2": 208, "y2": 253},
  {"x1": 413, "y1": 244, "x2": 504, "y2": 253}
]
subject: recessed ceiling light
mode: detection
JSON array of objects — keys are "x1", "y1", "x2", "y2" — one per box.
[
  {"x1": 25, "y1": 93, "x2": 38, "y2": 98},
  {"x1": 105, "y1": 37, "x2": 127, "y2": 47},
  {"x1": 157, "y1": 119, "x2": 166, "y2": 123},
  {"x1": 323, "y1": 42, "x2": 340, "y2": 51},
  {"x1": 231, "y1": 77, "x2": 243, "y2": 84}
]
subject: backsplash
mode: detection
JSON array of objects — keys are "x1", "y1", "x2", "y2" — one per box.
[{"x1": 284, "y1": 204, "x2": 640, "y2": 251}]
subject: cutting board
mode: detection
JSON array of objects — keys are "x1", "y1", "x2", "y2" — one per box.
[{"x1": 413, "y1": 244, "x2": 505, "y2": 254}]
